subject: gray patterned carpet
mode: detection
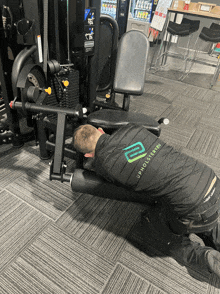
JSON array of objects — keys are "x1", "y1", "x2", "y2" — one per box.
[{"x1": 1, "y1": 72, "x2": 220, "y2": 293}]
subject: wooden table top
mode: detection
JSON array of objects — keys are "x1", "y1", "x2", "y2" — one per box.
[{"x1": 168, "y1": 1, "x2": 220, "y2": 19}]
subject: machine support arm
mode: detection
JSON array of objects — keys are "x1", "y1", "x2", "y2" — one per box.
[
  {"x1": 10, "y1": 100, "x2": 83, "y2": 182},
  {"x1": 53, "y1": 112, "x2": 66, "y2": 174},
  {"x1": 10, "y1": 101, "x2": 82, "y2": 118}
]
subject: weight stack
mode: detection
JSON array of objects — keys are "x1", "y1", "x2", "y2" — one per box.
[{"x1": 46, "y1": 69, "x2": 80, "y2": 110}]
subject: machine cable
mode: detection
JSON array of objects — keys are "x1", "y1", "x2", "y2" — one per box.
[{"x1": 43, "y1": 0, "x2": 49, "y2": 77}]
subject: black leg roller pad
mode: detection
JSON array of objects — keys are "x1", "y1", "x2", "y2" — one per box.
[{"x1": 70, "y1": 168, "x2": 150, "y2": 204}]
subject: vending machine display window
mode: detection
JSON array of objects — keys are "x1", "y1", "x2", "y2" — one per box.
[
  {"x1": 130, "y1": 0, "x2": 154, "y2": 22},
  {"x1": 101, "y1": 0, "x2": 117, "y2": 19}
]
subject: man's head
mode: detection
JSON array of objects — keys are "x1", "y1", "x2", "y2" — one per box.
[{"x1": 73, "y1": 124, "x2": 104, "y2": 157}]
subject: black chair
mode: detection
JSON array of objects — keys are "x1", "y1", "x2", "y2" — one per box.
[
  {"x1": 153, "y1": 18, "x2": 200, "y2": 76},
  {"x1": 70, "y1": 31, "x2": 169, "y2": 198},
  {"x1": 87, "y1": 29, "x2": 167, "y2": 137},
  {"x1": 180, "y1": 22, "x2": 220, "y2": 88}
]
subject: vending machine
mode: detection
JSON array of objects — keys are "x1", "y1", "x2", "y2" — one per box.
[
  {"x1": 130, "y1": 0, "x2": 154, "y2": 22},
  {"x1": 127, "y1": 0, "x2": 154, "y2": 36},
  {"x1": 101, "y1": 0, "x2": 117, "y2": 19},
  {"x1": 100, "y1": 0, "x2": 154, "y2": 38}
]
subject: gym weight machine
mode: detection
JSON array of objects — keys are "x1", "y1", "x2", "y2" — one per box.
[
  {"x1": 2, "y1": 0, "x2": 169, "y2": 198},
  {"x1": 10, "y1": 31, "x2": 169, "y2": 199}
]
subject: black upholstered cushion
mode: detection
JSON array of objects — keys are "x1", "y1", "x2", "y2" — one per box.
[
  {"x1": 87, "y1": 109, "x2": 161, "y2": 136},
  {"x1": 210, "y1": 23, "x2": 220, "y2": 31},
  {"x1": 182, "y1": 18, "x2": 200, "y2": 34},
  {"x1": 199, "y1": 27, "x2": 220, "y2": 43},
  {"x1": 167, "y1": 21, "x2": 190, "y2": 36}
]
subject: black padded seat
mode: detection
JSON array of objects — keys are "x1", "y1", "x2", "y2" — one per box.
[
  {"x1": 87, "y1": 109, "x2": 161, "y2": 136},
  {"x1": 167, "y1": 21, "x2": 190, "y2": 36},
  {"x1": 154, "y1": 17, "x2": 200, "y2": 78},
  {"x1": 167, "y1": 18, "x2": 200, "y2": 36},
  {"x1": 181, "y1": 18, "x2": 200, "y2": 34},
  {"x1": 113, "y1": 30, "x2": 149, "y2": 95},
  {"x1": 210, "y1": 23, "x2": 220, "y2": 31},
  {"x1": 199, "y1": 27, "x2": 220, "y2": 43},
  {"x1": 167, "y1": 17, "x2": 200, "y2": 37},
  {"x1": 180, "y1": 23, "x2": 220, "y2": 88}
]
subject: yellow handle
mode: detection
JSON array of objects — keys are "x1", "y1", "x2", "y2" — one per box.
[
  {"x1": 45, "y1": 87, "x2": 52, "y2": 95},
  {"x1": 62, "y1": 80, "x2": 69, "y2": 87}
]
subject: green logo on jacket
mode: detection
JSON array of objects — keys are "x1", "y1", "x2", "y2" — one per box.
[{"x1": 123, "y1": 142, "x2": 147, "y2": 163}]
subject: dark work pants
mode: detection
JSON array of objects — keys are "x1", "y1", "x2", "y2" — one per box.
[
  {"x1": 169, "y1": 219, "x2": 220, "y2": 271},
  {"x1": 163, "y1": 178, "x2": 220, "y2": 271},
  {"x1": 141, "y1": 204, "x2": 220, "y2": 274},
  {"x1": 140, "y1": 177, "x2": 220, "y2": 276}
]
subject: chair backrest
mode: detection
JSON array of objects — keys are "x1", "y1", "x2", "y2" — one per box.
[{"x1": 113, "y1": 30, "x2": 150, "y2": 95}]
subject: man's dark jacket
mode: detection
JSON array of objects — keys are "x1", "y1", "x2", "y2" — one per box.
[{"x1": 94, "y1": 124, "x2": 215, "y2": 217}]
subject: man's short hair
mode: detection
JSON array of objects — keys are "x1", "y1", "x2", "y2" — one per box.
[{"x1": 73, "y1": 124, "x2": 97, "y2": 154}]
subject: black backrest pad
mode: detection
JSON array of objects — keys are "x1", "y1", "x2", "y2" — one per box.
[{"x1": 113, "y1": 30, "x2": 149, "y2": 95}]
